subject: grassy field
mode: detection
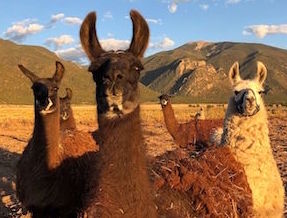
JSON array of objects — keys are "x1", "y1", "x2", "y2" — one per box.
[{"x1": 0, "y1": 104, "x2": 287, "y2": 217}]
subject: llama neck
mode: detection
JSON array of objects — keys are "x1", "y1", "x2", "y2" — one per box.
[
  {"x1": 33, "y1": 99, "x2": 61, "y2": 169},
  {"x1": 94, "y1": 106, "x2": 157, "y2": 217},
  {"x1": 162, "y1": 102, "x2": 180, "y2": 139},
  {"x1": 221, "y1": 99, "x2": 284, "y2": 217},
  {"x1": 60, "y1": 109, "x2": 76, "y2": 131}
]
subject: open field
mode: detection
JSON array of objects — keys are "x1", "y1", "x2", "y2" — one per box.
[{"x1": 0, "y1": 104, "x2": 287, "y2": 217}]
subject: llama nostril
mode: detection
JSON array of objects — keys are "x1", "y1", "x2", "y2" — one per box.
[
  {"x1": 247, "y1": 97, "x2": 255, "y2": 103},
  {"x1": 245, "y1": 97, "x2": 255, "y2": 108},
  {"x1": 112, "y1": 88, "x2": 117, "y2": 96}
]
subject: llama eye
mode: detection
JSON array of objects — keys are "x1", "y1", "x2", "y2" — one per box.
[
  {"x1": 259, "y1": 90, "x2": 265, "y2": 95},
  {"x1": 234, "y1": 91, "x2": 239, "y2": 95},
  {"x1": 117, "y1": 74, "x2": 123, "y2": 80},
  {"x1": 134, "y1": 65, "x2": 143, "y2": 72}
]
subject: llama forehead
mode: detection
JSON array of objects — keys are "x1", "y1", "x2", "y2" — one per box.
[
  {"x1": 93, "y1": 52, "x2": 140, "y2": 69},
  {"x1": 159, "y1": 94, "x2": 170, "y2": 101},
  {"x1": 233, "y1": 79, "x2": 262, "y2": 92},
  {"x1": 33, "y1": 78, "x2": 58, "y2": 87}
]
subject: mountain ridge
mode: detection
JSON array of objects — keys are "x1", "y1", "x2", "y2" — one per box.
[
  {"x1": 1, "y1": 39, "x2": 286, "y2": 104},
  {"x1": 141, "y1": 41, "x2": 287, "y2": 104}
]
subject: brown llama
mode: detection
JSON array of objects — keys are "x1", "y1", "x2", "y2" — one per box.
[
  {"x1": 16, "y1": 62, "x2": 98, "y2": 218},
  {"x1": 159, "y1": 94, "x2": 223, "y2": 149},
  {"x1": 80, "y1": 9, "x2": 253, "y2": 217},
  {"x1": 60, "y1": 88, "x2": 76, "y2": 131},
  {"x1": 80, "y1": 10, "x2": 158, "y2": 217}
]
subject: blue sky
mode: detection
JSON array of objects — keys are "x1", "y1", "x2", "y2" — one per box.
[{"x1": 1, "y1": 0, "x2": 286, "y2": 64}]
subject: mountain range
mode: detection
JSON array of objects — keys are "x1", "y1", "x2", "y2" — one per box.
[
  {"x1": 141, "y1": 41, "x2": 287, "y2": 104},
  {"x1": 0, "y1": 39, "x2": 286, "y2": 104}
]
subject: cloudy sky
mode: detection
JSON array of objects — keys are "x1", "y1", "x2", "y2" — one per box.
[{"x1": 1, "y1": 0, "x2": 286, "y2": 64}]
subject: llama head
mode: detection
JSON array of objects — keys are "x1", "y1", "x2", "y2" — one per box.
[
  {"x1": 158, "y1": 94, "x2": 171, "y2": 108},
  {"x1": 60, "y1": 88, "x2": 73, "y2": 121},
  {"x1": 228, "y1": 61, "x2": 267, "y2": 116},
  {"x1": 18, "y1": 61, "x2": 65, "y2": 115},
  {"x1": 80, "y1": 10, "x2": 149, "y2": 120}
]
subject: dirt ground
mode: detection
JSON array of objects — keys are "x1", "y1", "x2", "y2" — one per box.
[{"x1": 0, "y1": 104, "x2": 286, "y2": 217}]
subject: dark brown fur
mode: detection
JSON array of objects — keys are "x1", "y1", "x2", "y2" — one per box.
[
  {"x1": 80, "y1": 10, "x2": 157, "y2": 217},
  {"x1": 16, "y1": 62, "x2": 98, "y2": 217},
  {"x1": 159, "y1": 94, "x2": 223, "y2": 149},
  {"x1": 85, "y1": 107, "x2": 157, "y2": 217}
]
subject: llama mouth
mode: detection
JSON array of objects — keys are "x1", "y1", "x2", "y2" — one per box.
[
  {"x1": 236, "y1": 104, "x2": 260, "y2": 117},
  {"x1": 101, "y1": 104, "x2": 124, "y2": 119},
  {"x1": 61, "y1": 112, "x2": 69, "y2": 120},
  {"x1": 111, "y1": 104, "x2": 123, "y2": 116},
  {"x1": 160, "y1": 99, "x2": 168, "y2": 107},
  {"x1": 38, "y1": 98, "x2": 56, "y2": 115}
]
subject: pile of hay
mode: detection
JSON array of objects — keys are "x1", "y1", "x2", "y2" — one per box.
[{"x1": 151, "y1": 146, "x2": 253, "y2": 217}]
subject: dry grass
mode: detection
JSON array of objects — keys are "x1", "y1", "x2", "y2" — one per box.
[{"x1": 0, "y1": 104, "x2": 287, "y2": 217}]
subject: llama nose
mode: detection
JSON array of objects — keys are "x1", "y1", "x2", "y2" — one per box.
[{"x1": 246, "y1": 96, "x2": 255, "y2": 106}]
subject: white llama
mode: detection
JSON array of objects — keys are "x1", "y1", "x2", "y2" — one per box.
[{"x1": 221, "y1": 61, "x2": 284, "y2": 217}]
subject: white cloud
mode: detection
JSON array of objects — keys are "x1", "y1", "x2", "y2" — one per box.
[
  {"x1": 50, "y1": 13, "x2": 65, "y2": 23},
  {"x1": 242, "y1": 30, "x2": 251, "y2": 36},
  {"x1": 243, "y1": 24, "x2": 287, "y2": 38},
  {"x1": 200, "y1": 4, "x2": 209, "y2": 10},
  {"x1": 168, "y1": 1, "x2": 178, "y2": 13},
  {"x1": 159, "y1": 37, "x2": 175, "y2": 48},
  {"x1": 99, "y1": 38, "x2": 130, "y2": 51},
  {"x1": 45, "y1": 35, "x2": 74, "y2": 49},
  {"x1": 4, "y1": 19, "x2": 44, "y2": 42},
  {"x1": 166, "y1": 0, "x2": 191, "y2": 13},
  {"x1": 103, "y1": 11, "x2": 113, "y2": 20},
  {"x1": 64, "y1": 17, "x2": 82, "y2": 25},
  {"x1": 226, "y1": 0, "x2": 241, "y2": 4},
  {"x1": 146, "y1": 18, "x2": 163, "y2": 25},
  {"x1": 56, "y1": 36, "x2": 175, "y2": 64},
  {"x1": 150, "y1": 37, "x2": 175, "y2": 50},
  {"x1": 55, "y1": 38, "x2": 131, "y2": 64},
  {"x1": 107, "y1": 32, "x2": 114, "y2": 37},
  {"x1": 55, "y1": 45, "x2": 88, "y2": 64}
]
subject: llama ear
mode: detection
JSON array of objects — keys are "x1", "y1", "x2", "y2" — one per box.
[
  {"x1": 228, "y1": 61, "x2": 241, "y2": 85},
  {"x1": 65, "y1": 88, "x2": 73, "y2": 100},
  {"x1": 80, "y1": 12, "x2": 105, "y2": 61},
  {"x1": 255, "y1": 61, "x2": 267, "y2": 85},
  {"x1": 53, "y1": 61, "x2": 65, "y2": 84},
  {"x1": 127, "y1": 10, "x2": 149, "y2": 58},
  {"x1": 18, "y1": 64, "x2": 39, "y2": 83}
]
